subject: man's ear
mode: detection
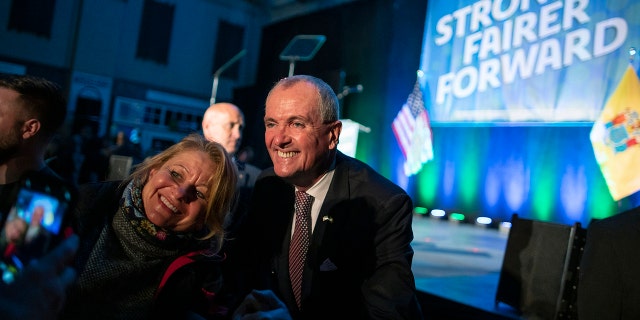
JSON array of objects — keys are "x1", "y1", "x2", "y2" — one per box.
[
  {"x1": 328, "y1": 120, "x2": 342, "y2": 149},
  {"x1": 22, "y1": 119, "x2": 41, "y2": 139}
]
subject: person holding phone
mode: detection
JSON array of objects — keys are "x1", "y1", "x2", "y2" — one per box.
[
  {"x1": 0, "y1": 74, "x2": 81, "y2": 320},
  {"x1": 0, "y1": 74, "x2": 71, "y2": 286},
  {"x1": 0, "y1": 74, "x2": 68, "y2": 205}
]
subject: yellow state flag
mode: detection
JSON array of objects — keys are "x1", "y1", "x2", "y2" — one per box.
[{"x1": 590, "y1": 64, "x2": 640, "y2": 201}]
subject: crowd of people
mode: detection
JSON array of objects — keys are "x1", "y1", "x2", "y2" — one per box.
[
  {"x1": 45, "y1": 123, "x2": 146, "y2": 188},
  {"x1": 2, "y1": 72, "x2": 637, "y2": 320},
  {"x1": 0, "y1": 73, "x2": 425, "y2": 319}
]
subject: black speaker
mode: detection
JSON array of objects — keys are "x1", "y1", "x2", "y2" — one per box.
[{"x1": 495, "y1": 214, "x2": 586, "y2": 319}]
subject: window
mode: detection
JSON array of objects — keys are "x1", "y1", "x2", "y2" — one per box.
[
  {"x1": 212, "y1": 20, "x2": 245, "y2": 80},
  {"x1": 8, "y1": 0, "x2": 56, "y2": 38},
  {"x1": 136, "y1": 0, "x2": 174, "y2": 65}
]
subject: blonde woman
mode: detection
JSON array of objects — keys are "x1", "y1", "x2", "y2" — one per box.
[{"x1": 61, "y1": 133, "x2": 238, "y2": 319}]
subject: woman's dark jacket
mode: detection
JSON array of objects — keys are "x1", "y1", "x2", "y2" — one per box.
[{"x1": 59, "y1": 180, "x2": 227, "y2": 320}]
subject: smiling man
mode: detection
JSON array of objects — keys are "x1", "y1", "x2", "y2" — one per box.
[{"x1": 226, "y1": 75, "x2": 424, "y2": 319}]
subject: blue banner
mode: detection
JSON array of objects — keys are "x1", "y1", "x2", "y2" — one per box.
[{"x1": 421, "y1": 0, "x2": 640, "y2": 125}]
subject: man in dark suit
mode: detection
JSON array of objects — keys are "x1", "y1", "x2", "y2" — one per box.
[
  {"x1": 578, "y1": 206, "x2": 640, "y2": 320},
  {"x1": 201, "y1": 102, "x2": 262, "y2": 237},
  {"x1": 227, "y1": 75, "x2": 423, "y2": 319}
]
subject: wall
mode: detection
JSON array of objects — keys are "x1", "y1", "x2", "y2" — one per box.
[{"x1": 0, "y1": 0, "x2": 265, "y2": 102}]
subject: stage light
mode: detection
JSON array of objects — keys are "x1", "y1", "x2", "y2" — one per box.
[
  {"x1": 499, "y1": 221, "x2": 512, "y2": 234},
  {"x1": 430, "y1": 209, "x2": 445, "y2": 219},
  {"x1": 413, "y1": 206, "x2": 428, "y2": 216},
  {"x1": 475, "y1": 217, "x2": 492, "y2": 227},
  {"x1": 449, "y1": 212, "x2": 465, "y2": 223}
]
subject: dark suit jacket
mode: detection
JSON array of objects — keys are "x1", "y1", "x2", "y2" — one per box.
[
  {"x1": 228, "y1": 151, "x2": 423, "y2": 319},
  {"x1": 578, "y1": 207, "x2": 640, "y2": 320}
]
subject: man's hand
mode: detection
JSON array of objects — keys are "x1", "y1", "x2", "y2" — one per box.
[
  {"x1": 232, "y1": 289, "x2": 292, "y2": 320},
  {"x1": 0, "y1": 234, "x2": 79, "y2": 320}
]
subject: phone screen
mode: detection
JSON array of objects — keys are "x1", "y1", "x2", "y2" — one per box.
[
  {"x1": 0, "y1": 172, "x2": 76, "y2": 284},
  {"x1": 12, "y1": 188, "x2": 66, "y2": 234}
]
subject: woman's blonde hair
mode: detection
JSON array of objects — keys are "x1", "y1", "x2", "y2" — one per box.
[{"x1": 124, "y1": 133, "x2": 238, "y2": 248}]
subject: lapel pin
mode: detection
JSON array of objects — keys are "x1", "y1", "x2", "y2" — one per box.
[{"x1": 322, "y1": 215, "x2": 333, "y2": 223}]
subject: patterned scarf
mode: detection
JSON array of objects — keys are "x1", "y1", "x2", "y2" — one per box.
[{"x1": 69, "y1": 179, "x2": 216, "y2": 318}]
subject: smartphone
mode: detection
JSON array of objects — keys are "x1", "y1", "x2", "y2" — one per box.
[{"x1": 0, "y1": 171, "x2": 77, "y2": 284}]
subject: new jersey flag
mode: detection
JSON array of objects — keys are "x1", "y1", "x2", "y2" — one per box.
[
  {"x1": 590, "y1": 64, "x2": 640, "y2": 201},
  {"x1": 392, "y1": 80, "x2": 434, "y2": 176}
]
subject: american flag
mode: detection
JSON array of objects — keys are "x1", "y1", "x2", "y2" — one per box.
[{"x1": 392, "y1": 80, "x2": 434, "y2": 176}]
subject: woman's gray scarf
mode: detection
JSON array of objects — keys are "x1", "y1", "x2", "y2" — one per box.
[{"x1": 74, "y1": 179, "x2": 213, "y2": 318}]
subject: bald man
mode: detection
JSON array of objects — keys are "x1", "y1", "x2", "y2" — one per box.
[
  {"x1": 203, "y1": 103, "x2": 244, "y2": 156},
  {"x1": 202, "y1": 102, "x2": 261, "y2": 232},
  {"x1": 202, "y1": 102, "x2": 261, "y2": 187}
]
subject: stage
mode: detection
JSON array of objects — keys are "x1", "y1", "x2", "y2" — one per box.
[{"x1": 411, "y1": 216, "x2": 521, "y2": 319}]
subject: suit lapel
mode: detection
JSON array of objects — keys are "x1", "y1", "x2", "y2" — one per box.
[
  {"x1": 270, "y1": 182, "x2": 296, "y2": 309},
  {"x1": 311, "y1": 155, "x2": 350, "y2": 250},
  {"x1": 305, "y1": 153, "x2": 351, "y2": 291}
]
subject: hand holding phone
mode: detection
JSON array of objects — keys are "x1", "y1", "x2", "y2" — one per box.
[
  {"x1": 0, "y1": 171, "x2": 76, "y2": 284},
  {"x1": 0, "y1": 234, "x2": 79, "y2": 320}
]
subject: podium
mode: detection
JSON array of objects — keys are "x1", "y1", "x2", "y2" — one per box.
[{"x1": 337, "y1": 119, "x2": 370, "y2": 157}]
